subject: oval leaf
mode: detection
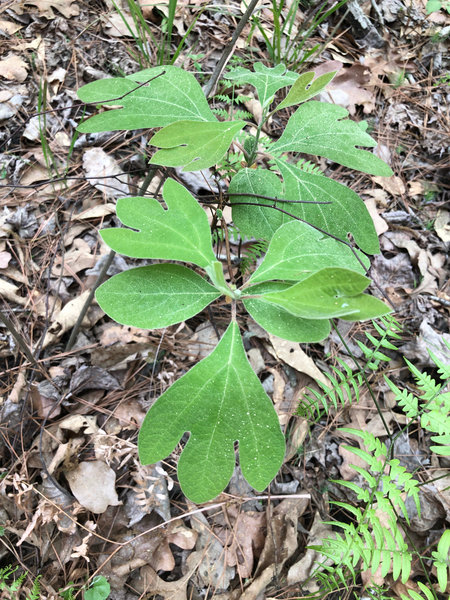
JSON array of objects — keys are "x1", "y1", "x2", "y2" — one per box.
[
  {"x1": 250, "y1": 220, "x2": 369, "y2": 284},
  {"x1": 271, "y1": 101, "x2": 393, "y2": 176},
  {"x1": 259, "y1": 268, "x2": 391, "y2": 320},
  {"x1": 243, "y1": 282, "x2": 331, "y2": 343},
  {"x1": 275, "y1": 70, "x2": 338, "y2": 111},
  {"x1": 149, "y1": 120, "x2": 245, "y2": 171},
  {"x1": 101, "y1": 178, "x2": 216, "y2": 268},
  {"x1": 77, "y1": 66, "x2": 216, "y2": 133},
  {"x1": 138, "y1": 322, "x2": 286, "y2": 503},
  {"x1": 96, "y1": 264, "x2": 220, "y2": 329},
  {"x1": 229, "y1": 168, "x2": 287, "y2": 240},
  {"x1": 273, "y1": 159, "x2": 380, "y2": 254}
]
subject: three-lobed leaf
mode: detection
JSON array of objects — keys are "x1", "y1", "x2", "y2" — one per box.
[
  {"x1": 138, "y1": 322, "x2": 286, "y2": 503},
  {"x1": 100, "y1": 178, "x2": 216, "y2": 268},
  {"x1": 271, "y1": 101, "x2": 393, "y2": 176},
  {"x1": 149, "y1": 120, "x2": 245, "y2": 171},
  {"x1": 255, "y1": 268, "x2": 390, "y2": 320},
  {"x1": 95, "y1": 264, "x2": 220, "y2": 330},
  {"x1": 224, "y1": 62, "x2": 298, "y2": 110},
  {"x1": 77, "y1": 65, "x2": 216, "y2": 133}
]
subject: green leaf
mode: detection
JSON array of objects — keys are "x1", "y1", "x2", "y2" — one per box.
[
  {"x1": 229, "y1": 168, "x2": 288, "y2": 240},
  {"x1": 243, "y1": 281, "x2": 331, "y2": 343},
  {"x1": 77, "y1": 66, "x2": 216, "y2": 133},
  {"x1": 224, "y1": 62, "x2": 298, "y2": 109},
  {"x1": 84, "y1": 576, "x2": 110, "y2": 600},
  {"x1": 259, "y1": 268, "x2": 390, "y2": 320},
  {"x1": 230, "y1": 161, "x2": 380, "y2": 253},
  {"x1": 274, "y1": 159, "x2": 380, "y2": 254},
  {"x1": 271, "y1": 101, "x2": 393, "y2": 176},
  {"x1": 249, "y1": 220, "x2": 368, "y2": 284},
  {"x1": 426, "y1": 0, "x2": 442, "y2": 13},
  {"x1": 149, "y1": 120, "x2": 245, "y2": 171},
  {"x1": 275, "y1": 70, "x2": 337, "y2": 111},
  {"x1": 100, "y1": 178, "x2": 216, "y2": 268},
  {"x1": 138, "y1": 322, "x2": 285, "y2": 502},
  {"x1": 96, "y1": 264, "x2": 220, "y2": 329}
]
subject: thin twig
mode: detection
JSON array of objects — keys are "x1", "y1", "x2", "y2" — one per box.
[
  {"x1": 202, "y1": 191, "x2": 332, "y2": 205},
  {"x1": 0, "y1": 309, "x2": 37, "y2": 366},
  {"x1": 203, "y1": 0, "x2": 260, "y2": 97}
]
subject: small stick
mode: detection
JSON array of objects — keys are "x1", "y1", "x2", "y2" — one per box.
[
  {"x1": 0, "y1": 309, "x2": 37, "y2": 366},
  {"x1": 203, "y1": 0, "x2": 260, "y2": 97}
]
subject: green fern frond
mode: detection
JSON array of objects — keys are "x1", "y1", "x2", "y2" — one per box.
[
  {"x1": 239, "y1": 239, "x2": 269, "y2": 276},
  {"x1": 385, "y1": 346, "x2": 450, "y2": 454},
  {"x1": 233, "y1": 109, "x2": 253, "y2": 121},
  {"x1": 211, "y1": 107, "x2": 230, "y2": 119},
  {"x1": 26, "y1": 575, "x2": 42, "y2": 600},
  {"x1": 295, "y1": 158, "x2": 322, "y2": 174},
  {"x1": 300, "y1": 316, "x2": 401, "y2": 418}
]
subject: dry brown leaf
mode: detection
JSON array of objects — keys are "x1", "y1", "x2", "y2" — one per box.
[
  {"x1": 13, "y1": 0, "x2": 80, "y2": 19},
  {"x1": 268, "y1": 334, "x2": 328, "y2": 386},
  {"x1": 373, "y1": 175, "x2": 406, "y2": 196},
  {"x1": 76, "y1": 203, "x2": 116, "y2": 220},
  {"x1": 266, "y1": 367, "x2": 291, "y2": 425},
  {"x1": 339, "y1": 444, "x2": 371, "y2": 480},
  {"x1": 364, "y1": 198, "x2": 389, "y2": 235},
  {"x1": 240, "y1": 498, "x2": 308, "y2": 599},
  {"x1": 435, "y1": 209, "x2": 450, "y2": 243},
  {"x1": 285, "y1": 417, "x2": 309, "y2": 462},
  {"x1": 103, "y1": 12, "x2": 139, "y2": 37},
  {"x1": 42, "y1": 290, "x2": 102, "y2": 348},
  {"x1": 0, "y1": 20, "x2": 22, "y2": 34},
  {"x1": 0, "y1": 54, "x2": 28, "y2": 82},
  {"x1": 213, "y1": 505, "x2": 266, "y2": 579},
  {"x1": 135, "y1": 565, "x2": 192, "y2": 600},
  {"x1": 187, "y1": 510, "x2": 235, "y2": 590},
  {"x1": 0, "y1": 278, "x2": 27, "y2": 306},
  {"x1": 287, "y1": 511, "x2": 334, "y2": 589},
  {"x1": 52, "y1": 239, "x2": 95, "y2": 276},
  {"x1": 83, "y1": 147, "x2": 129, "y2": 198},
  {"x1": 65, "y1": 460, "x2": 121, "y2": 514},
  {"x1": 320, "y1": 64, "x2": 376, "y2": 115}
]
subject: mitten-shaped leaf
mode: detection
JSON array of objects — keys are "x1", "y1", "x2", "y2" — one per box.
[
  {"x1": 138, "y1": 322, "x2": 286, "y2": 503},
  {"x1": 271, "y1": 101, "x2": 393, "y2": 176},
  {"x1": 274, "y1": 70, "x2": 338, "y2": 111},
  {"x1": 77, "y1": 66, "x2": 216, "y2": 132},
  {"x1": 249, "y1": 220, "x2": 368, "y2": 284},
  {"x1": 149, "y1": 120, "x2": 245, "y2": 171},
  {"x1": 224, "y1": 62, "x2": 298, "y2": 109},
  {"x1": 96, "y1": 264, "x2": 220, "y2": 329},
  {"x1": 100, "y1": 178, "x2": 216, "y2": 268},
  {"x1": 258, "y1": 268, "x2": 390, "y2": 320},
  {"x1": 229, "y1": 169, "x2": 289, "y2": 240},
  {"x1": 243, "y1": 282, "x2": 331, "y2": 343}
]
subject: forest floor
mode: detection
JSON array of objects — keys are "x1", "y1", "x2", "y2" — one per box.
[{"x1": 0, "y1": 0, "x2": 449, "y2": 599}]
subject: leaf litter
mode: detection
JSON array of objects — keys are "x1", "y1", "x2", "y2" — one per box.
[{"x1": 0, "y1": 0, "x2": 449, "y2": 598}]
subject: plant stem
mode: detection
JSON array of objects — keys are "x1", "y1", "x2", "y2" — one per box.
[
  {"x1": 203, "y1": 0, "x2": 260, "y2": 97},
  {"x1": 65, "y1": 166, "x2": 160, "y2": 351}
]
